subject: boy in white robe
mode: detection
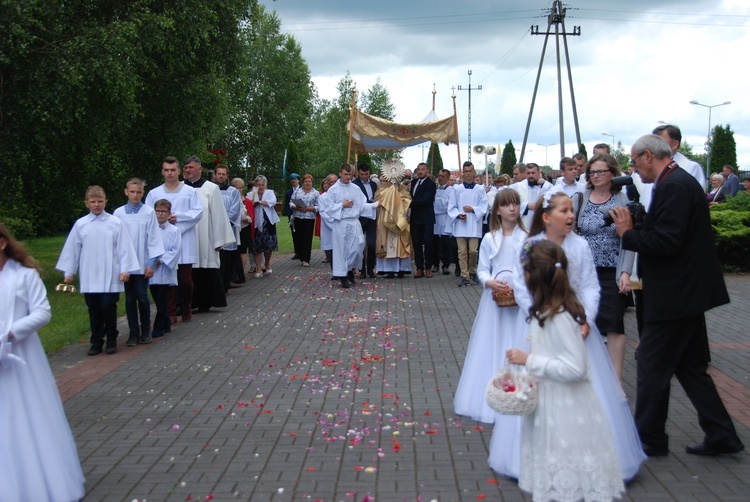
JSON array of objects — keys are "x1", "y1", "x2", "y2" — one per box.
[
  {"x1": 319, "y1": 164, "x2": 378, "y2": 288},
  {"x1": 56, "y1": 185, "x2": 140, "y2": 355},
  {"x1": 447, "y1": 161, "x2": 488, "y2": 287},
  {"x1": 145, "y1": 156, "x2": 204, "y2": 322},
  {"x1": 149, "y1": 199, "x2": 182, "y2": 338},
  {"x1": 113, "y1": 178, "x2": 164, "y2": 346}
]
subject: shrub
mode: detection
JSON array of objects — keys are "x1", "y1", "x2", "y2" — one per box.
[{"x1": 710, "y1": 207, "x2": 750, "y2": 271}]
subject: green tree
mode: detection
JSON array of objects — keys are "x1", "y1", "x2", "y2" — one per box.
[
  {"x1": 300, "y1": 72, "x2": 356, "y2": 174},
  {"x1": 579, "y1": 143, "x2": 588, "y2": 160},
  {"x1": 0, "y1": 0, "x2": 260, "y2": 235},
  {"x1": 224, "y1": 3, "x2": 313, "y2": 185},
  {"x1": 612, "y1": 141, "x2": 630, "y2": 170},
  {"x1": 709, "y1": 124, "x2": 737, "y2": 174},
  {"x1": 359, "y1": 77, "x2": 397, "y2": 169},
  {"x1": 425, "y1": 142, "x2": 445, "y2": 177},
  {"x1": 500, "y1": 140, "x2": 517, "y2": 176}
]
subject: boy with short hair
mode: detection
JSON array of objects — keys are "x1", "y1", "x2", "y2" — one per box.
[
  {"x1": 114, "y1": 178, "x2": 164, "y2": 346},
  {"x1": 56, "y1": 185, "x2": 140, "y2": 355},
  {"x1": 149, "y1": 199, "x2": 182, "y2": 338}
]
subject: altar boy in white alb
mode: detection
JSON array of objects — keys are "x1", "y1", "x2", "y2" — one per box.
[
  {"x1": 319, "y1": 164, "x2": 378, "y2": 289},
  {"x1": 114, "y1": 178, "x2": 164, "y2": 346},
  {"x1": 447, "y1": 161, "x2": 488, "y2": 287},
  {"x1": 145, "y1": 156, "x2": 204, "y2": 323},
  {"x1": 57, "y1": 185, "x2": 140, "y2": 356}
]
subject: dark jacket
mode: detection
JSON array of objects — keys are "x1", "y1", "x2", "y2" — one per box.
[
  {"x1": 621, "y1": 166, "x2": 729, "y2": 323},
  {"x1": 409, "y1": 177, "x2": 437, "y2": 225}
]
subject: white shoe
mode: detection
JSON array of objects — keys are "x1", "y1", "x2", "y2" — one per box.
[
  {"x1": 265, "y1": 268, "x2": 272, "y2": 274},
  {"x1": 254, "y1": 272, "x2": 263, "y2": 278},
  {"x1": 302, "y1": 261, "x2": 310, "y2": 267}
]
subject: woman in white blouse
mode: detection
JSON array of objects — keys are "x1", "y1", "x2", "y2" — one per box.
[
  {"x1": 289, "y1": 174, "x2": 320, "y2": 267},
  {"x1": 250, "y1": 175, "x2": 280, "y2": 277}
]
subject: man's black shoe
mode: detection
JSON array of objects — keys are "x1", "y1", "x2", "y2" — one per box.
[
  {"x1": 340, "y1": 278, "x2": 350, "y2": 289},
  {"x1": 431, "y1": 266, "x2": 439, "y2": 273},
  {"x1": 367, "y1": 270, "x2": 376, "y2": 278},
  {"x1": 126, "y1": 335, "x2": 139, "y2": 347},
  {"x1": 686, "y1": 437, "x2": 744, "y2": 456},
  {"x1": 291, "y1": 254, "x2": 299, "y2": 260},
  {"x1": 347, "y1": 271, "x2": 356, "y2": 285},
  {"x1": 87, "y1": 346, "x2": 103, "y2": 356},
  {"x1": 454, "y1": 267, "x2": 461, "y2": 277},
  {"x1": 105, "y1": 346, "x2": 117, "y2": 355},
  {"x1": 458, "y1": 278, "x2": 471, "y2": 288},
  {"x1": 442, "y1": 268, "x2": 450, "y2": 276},
  {"x1": 140, "y1": 334, "x2": 153, "y2": 344},
  {"x1": 642, "y1": 444, "x2": 669, "y2": 457}
]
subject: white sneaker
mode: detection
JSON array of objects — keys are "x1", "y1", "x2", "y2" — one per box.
[
  {"x1": 302, "y1": 261, "x2": 310, "y2": 267},
  {"x1": 265, "y1": 268, "x2": 273, "y2": 274},
  {"x1": 254, "y1": 272, "x2": 263, "y2": 278}
]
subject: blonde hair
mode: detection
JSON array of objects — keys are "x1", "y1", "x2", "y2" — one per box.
[{"x1": 85, "y1": 185, "x2": 106, "y2": 200}]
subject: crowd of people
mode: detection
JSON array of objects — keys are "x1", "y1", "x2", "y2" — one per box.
[{"x1": 1, "y1": 129, "x2": 746, "y2": 501}]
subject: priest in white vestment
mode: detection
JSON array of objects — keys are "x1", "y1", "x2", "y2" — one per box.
[
  {"x1": 183, "y1": 156, "x2": 236, "y2": 311},
  {"x1": 511, "y1": 162, "x2": 553, "y2": 229}
]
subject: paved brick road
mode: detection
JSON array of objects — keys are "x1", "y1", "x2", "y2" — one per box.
[{"x1": 51, "y1": 252, "x2": 748, "y2": 501}]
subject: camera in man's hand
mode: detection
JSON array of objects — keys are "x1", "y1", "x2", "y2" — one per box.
[{"x1": 599, "y1": 176, "x2": 645, "y2": 230}]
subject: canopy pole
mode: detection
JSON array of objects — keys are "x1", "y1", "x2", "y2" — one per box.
[{"x1": 346, "y1": 88, "x2": 357, "y2": 164}]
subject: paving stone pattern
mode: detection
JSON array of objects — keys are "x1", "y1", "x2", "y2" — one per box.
[{"x1": 52, "y1": 252, "x2": 749, "y2": 501}]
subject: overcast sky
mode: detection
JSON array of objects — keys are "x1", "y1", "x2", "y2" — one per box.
[{"x1": 260, "y1": 0, "x2": 750, "y2": 173}]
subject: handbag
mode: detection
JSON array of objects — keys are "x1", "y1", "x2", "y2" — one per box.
[
  {"x1": 491, "y1": 270, "x2": 516, "y2": 307},
  {"x1": 485, "y1": 362, "x2": 537, "y2": 415}
]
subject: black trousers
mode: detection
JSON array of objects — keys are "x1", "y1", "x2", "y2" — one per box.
[
  {"x1": 84, "y1": 293, "x2": 119, "y2": 348},
  {"x1": 149, "y1": 284, "x2": 172, "y2": 336},
  {"x1": 411, "y1": 223, "x2": 434, "y2": 271},
  {"x1": 294, "y1": 218, "x2": 315, "y2": 263},
  {"x1": 431, "y1": 234, "x2": 451, "y2": 269},
  {"x1": 635, "y1": 313, "x2": 737, "y2": 450},
  {"x1": 360, "y1": 217, "x2": 376, "y2": 273},
  {"x1": 219, "y1": 249, "x2": 239, "y2": 291},
  {"x1": 192, "y1": 267, "x2": 228, "y2": 310}
]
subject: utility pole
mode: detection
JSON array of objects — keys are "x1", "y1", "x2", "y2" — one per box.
[
  {"x1": 458, "y1": 70, "x2": 482, "y2": 162},
  {"x1": 520, "y1": 0, "x2": 581, "y2": 162}
]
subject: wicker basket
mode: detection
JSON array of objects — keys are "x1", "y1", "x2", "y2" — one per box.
[
  {"x1": 485, "y1": 366, "x2": 537, "y2": 415},
  {"x1": 491, "y1": 270, "x2": 516, "y2": 307}
]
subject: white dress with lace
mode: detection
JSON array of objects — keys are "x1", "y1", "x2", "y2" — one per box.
[{"x1": 519, "y1": 311, "x2": 625, "y2": 502}]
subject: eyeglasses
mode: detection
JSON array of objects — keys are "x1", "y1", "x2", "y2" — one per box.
[
  {"x1": 629, "y1": 151, "x2": 646, "y2": 167},
  {"x1": 589, "y1": 169, "x2": 611, "y2": 177}
]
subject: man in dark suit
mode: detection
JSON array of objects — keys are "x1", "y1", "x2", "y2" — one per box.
[
  {"x1": 409, "y1": 162, "x2": 437, "y2": 278},
  {"x1": 352, "y1": 163, "x2": 378, "y2": 278},
  {"x1": 612, "y1": 134, "x2": 744, "y2": 457}
]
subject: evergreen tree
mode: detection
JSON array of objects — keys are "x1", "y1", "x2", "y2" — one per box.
[
  {"x1": 579, "y1": 143, "x2": 588, "y2": 160},
  {"x1": 500, "y1": 140, "x2": 517, "y2": 176},
  {"x1": 709, "y1": 124, "x2": 737, "y2": 174},
  {"x1": 425, "y1": 142, "x2": 444, "y2": 177}
]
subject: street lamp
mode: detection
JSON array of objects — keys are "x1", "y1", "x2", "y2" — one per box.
[
  {"x1": 690, "y1": 100, "x2": 731, "y2": 178},
  {"x1": 601, "y1": 132, "x2": 615, "y2": 151},
  {"x1": 536, "y1": 143, "x2": 554, "y2": 168}
]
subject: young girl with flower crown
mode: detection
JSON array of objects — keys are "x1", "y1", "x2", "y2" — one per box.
[
  {"x1": 454, "y1": 189, "x2": 527, "y2": 424},
  {"x1": 490, "y1": 191, "x2": 645, "y2": 482},
  {"x1": 506, "y1": 239, "x2": 625, "y2": 502}
]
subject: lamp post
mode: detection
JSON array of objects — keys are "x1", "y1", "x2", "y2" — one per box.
[
  {"x1": 536, "y1": 143, "x2": 554, "y2": 169},
  {"x1": 601, "y1": 132, "x2": 615, "y2": 151},
  {"x1": 690, "y1": 100, "x2": 731, "y2": 178}
]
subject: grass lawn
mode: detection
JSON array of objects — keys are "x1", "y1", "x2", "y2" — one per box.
[{"x1": 25, "y1": 217, "x2": 309, "y2": 354}]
